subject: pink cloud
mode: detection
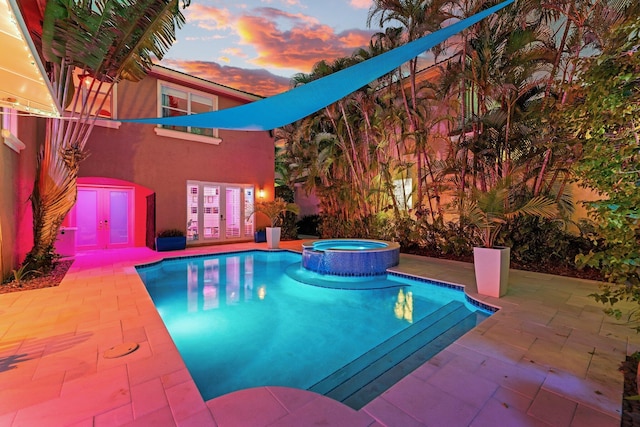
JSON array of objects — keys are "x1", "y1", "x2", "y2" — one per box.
[
  {"x1": 161, "y1": 59, "x2": 292, "y2": 97},
  {"x1": 350, "y1": 0, "x2": 372, "y2": 8},
  {"x1": 185, "y1": 4, "x2": 233, "y2": 30}
]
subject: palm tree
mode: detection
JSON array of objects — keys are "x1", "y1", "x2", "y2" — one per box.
[
  {"x1": 25, "y1": 0, "x2": 190, "y2": 270},
  {"x1": 368, "y1": 0, "x2": 451, "y2": 212}
]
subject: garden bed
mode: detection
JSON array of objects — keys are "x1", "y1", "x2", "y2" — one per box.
[{"x1": 0, "y1": 260, "x2": 73, "y2": 294}]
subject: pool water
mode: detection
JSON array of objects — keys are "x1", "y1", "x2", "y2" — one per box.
[{"x1": 137, "y1": 250, "x2": 489, "y2": 408}]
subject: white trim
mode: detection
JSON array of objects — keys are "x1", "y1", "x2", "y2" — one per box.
[
  {"x1": 61, "y1": 113, "x2": 122, "y2": 130},
  {"x1": 1, "y1": 108, "x2": 24, "y2": 152},
  {"x1": 154, "y1": 127, "x2": 222, "y2": 145},
  {"x1": 2, "y1": 128, "x2": 25, "y2": 152},
  {"x1": 94, "y1": 119, "x2": 121, "y2": 129}
]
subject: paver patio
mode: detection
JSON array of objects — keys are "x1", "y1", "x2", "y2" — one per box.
[{"x1": 1, "y1": 241, "x2": 638, "y2": 426}]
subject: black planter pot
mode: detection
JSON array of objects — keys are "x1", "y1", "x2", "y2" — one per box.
[
  {"x1": 155, "y1": 236, "x2": 187, "y2": 251},
  {"x1": 254, "y1": 230, "x2": 266, "y2": 243}
]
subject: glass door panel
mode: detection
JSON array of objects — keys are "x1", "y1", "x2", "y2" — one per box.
[
  {"x1": 187, "y1": 184, "x2": 199, "y2": 242},
  {"x1": 244, "y1": 188, "x2": 254, "y2": 236},
  {"x1": 225, "y1": 187, "x2": 241, "y2": 239},
  {"x1": 109, "y1": 191, "x2": 130, "y2": 245},
  {"x1": 76, "y1": 189, "x2": 99, "y2": 247},
  {"x1": 203, "y1": 185, "x2": 220, "y2": 239}
]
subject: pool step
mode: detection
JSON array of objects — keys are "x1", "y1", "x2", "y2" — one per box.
[{"x1": 309, "y1": 300, "x2": 477, "y2": 409}]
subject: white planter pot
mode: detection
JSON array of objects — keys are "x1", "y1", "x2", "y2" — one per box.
[
  {"x1": 266, "y1": 227, "x2": 281, "y2": 249},
  {"x1": 473, "y1": 246, "x2": 510, "y2": 298}
]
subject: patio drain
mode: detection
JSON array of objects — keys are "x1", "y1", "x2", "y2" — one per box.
[{"x1": 103, "y1": 342, "x2": 139, "y2": 359}]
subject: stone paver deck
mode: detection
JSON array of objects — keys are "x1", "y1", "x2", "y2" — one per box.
[{"x1": 1, "y1": 240, "x2": 638, "y2": 426}]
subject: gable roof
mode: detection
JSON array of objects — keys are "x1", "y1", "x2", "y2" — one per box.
[{"x1": 150, "y1": 64, "x2": 265, "y2": 103}]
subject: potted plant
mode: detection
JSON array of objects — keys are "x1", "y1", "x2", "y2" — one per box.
[
  {"x1": 253, "y1": 198, "x2": 299, "y2": 248},
  {"x1": 155, "y1": 228, "x2": 187, "y2": 252},
  {"x1": 466, "y1": 186, "x2": 558, "y2": 298}
]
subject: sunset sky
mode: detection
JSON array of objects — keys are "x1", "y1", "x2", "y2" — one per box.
[{"x1": 160, "y1": 0, "x2": 376, "y2": 97}]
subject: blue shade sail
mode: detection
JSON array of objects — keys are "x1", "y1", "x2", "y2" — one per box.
[{"x1": 122, "y1": 0, "x2": 514, "y2": 131}]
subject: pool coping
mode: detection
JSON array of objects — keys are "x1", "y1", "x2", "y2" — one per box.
[{"x1": 1, "y1": 241, "x2": 637, "y2": 426}]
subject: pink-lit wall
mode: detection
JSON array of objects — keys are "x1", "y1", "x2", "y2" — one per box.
[
  {"x1": 0, "y1": 115, "x2": 43, "y2": 278},
  {"x1": 77, "y1": 71, "x2": 275, "y2": 242}
]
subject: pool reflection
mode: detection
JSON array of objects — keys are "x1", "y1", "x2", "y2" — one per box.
[
  {"x1": 394, "y1": 288, "x2": 413, "y2": 323},
  {"x1": 186, "y1": 255, "x2": 257, "y2": 312}
]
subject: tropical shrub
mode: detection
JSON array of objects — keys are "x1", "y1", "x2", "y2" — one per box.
[
  {"x1": 22, "y1": 244, "x2": 59, "y2": 275},
  {"x1": 561, "y1": 10, "x2": 640, "y2": 328},
  {"x1": 253, "y1": 198, "x2": 299, "y2": 228},
  {"x1": 318, "y1": 215, "x2": 374, "y2": 239},
  {"x1": 274, "y1": 186, "x2": 298, "y2": 240},
  {"x1": 372, "y1": 214, "x2": 420, "y2": 251},
  {"x1": 11, "y1": 264, "x2": 40, "y2": 287},
  {"x1": 501, "y1": 217, "x2": 597, "y2": 271},
  {"x1": 297, "y1": 215, "x2": 321, "y2": 236},
  {"x1": 157, "y1": 229, "x2": 185, "y2": 238}
]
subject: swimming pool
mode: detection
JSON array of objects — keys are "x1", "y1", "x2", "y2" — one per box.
[{"x1": 137, "y1": 250, "x2": 490, "y2": 409}]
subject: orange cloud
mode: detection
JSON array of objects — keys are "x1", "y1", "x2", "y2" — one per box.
[
  {"x1": 339, "y1": 30, "x2": 375, "y2": 50},
  {"x1": 222, "y1": 47, "x2": 247, "y2": 58},
  {"x1": 236, "y1": 8, "x2": 375, "y2": 72},
  {"x1": 161, "y1": 59, "x2": 292, "y2": 97},
  {"x1": 175, "y1": 5, "x2": 375, "y2": 87}
]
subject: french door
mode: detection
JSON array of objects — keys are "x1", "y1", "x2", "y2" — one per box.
[
  {"x1": 75, "y1": 186, "x2": 134, "y2": 250},
  {"x1": 187, "y1": 181, "x2": 254, "y2": 243}
]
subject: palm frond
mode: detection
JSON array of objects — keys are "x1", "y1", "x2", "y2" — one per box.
[
  {"x1": 505, "y1": 195, "x2": 558, "y2": 220},
  {"x1": 42, "y1": 0, "x2": 189, "y2": 83}
]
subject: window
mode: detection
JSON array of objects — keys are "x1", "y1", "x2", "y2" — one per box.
[
  {"x1": 1, "y1": 108, "x2": 25, "y2": 153},
  {"x1": 393, "y1": 178, "x2": 413, "y2": 210},
  {"x1": 157, "y1": 82, "x2": 220, "y2": 144},
  {"x1": 68, "y1": 70, "x2": 117, "y2": 119},
  {"x1": 187, "y1": 181, "x2": 254, "y2": 243}
]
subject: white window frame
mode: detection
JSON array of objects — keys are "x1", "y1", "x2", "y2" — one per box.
[
  {"x1": 93, "y1": 83, "x2": 120, "y2": 129},
  {"x1": 156, "y1": 81, "x2": 221, "y2": 145},
  {"x1": 65, "y1": 69, "x2": 120, "y2": 129},
  {"x1": 393, "y1": 178, "x2": 413, "y2": 210},
  {"x1": 186, "y1": 181, "x2": 254, "y2": 243},
  {"x1": 1, "y1": 108, "x2": 25, "y2": 153}
]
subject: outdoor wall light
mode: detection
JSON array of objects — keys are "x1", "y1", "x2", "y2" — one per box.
[{"x1": 258, "y1": 188, "x2": 265, "y2": 199}]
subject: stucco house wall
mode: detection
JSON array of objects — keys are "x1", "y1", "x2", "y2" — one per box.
[
  {"x1": 77, "y1": 66, "x2": 275, "y2": 244},
  {"x1": 0, "y1": 115, "x2": 44, "y2": 279},
  {"x1": 1, "y1": 66, "x2": 275, "y2": 277}
]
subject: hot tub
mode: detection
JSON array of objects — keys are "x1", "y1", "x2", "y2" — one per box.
[{"x1": 301, "y1": 238, "x2": 400, "y2": 276}]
